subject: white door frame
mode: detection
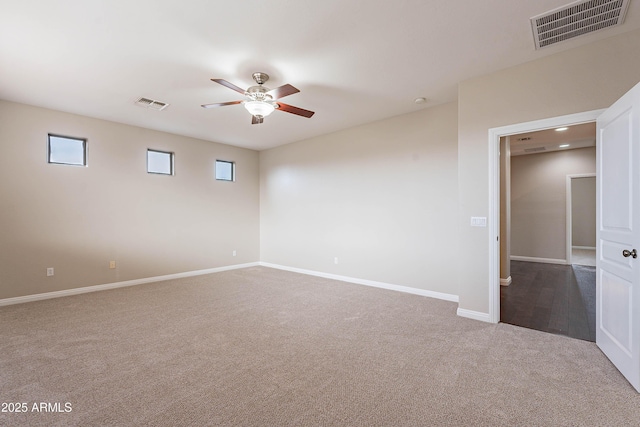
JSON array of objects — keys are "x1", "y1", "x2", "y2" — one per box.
[
  {"x1": 566, "y1": 173, "x2": 597, "y2": 265},
  {"x1": 487, "y1": 109, "x2": 604, "y2": 323}
]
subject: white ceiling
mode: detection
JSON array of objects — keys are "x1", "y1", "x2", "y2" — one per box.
[{"x1": 1, "y1": 0, "x2": 639, "y2": 151}]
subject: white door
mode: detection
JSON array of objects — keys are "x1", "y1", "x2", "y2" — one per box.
[{"x1": 597, "y1": 81, "x2": 640, "y2": 392}]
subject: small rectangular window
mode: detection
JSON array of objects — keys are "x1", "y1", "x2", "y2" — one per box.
[
  {"x1": 48, "y1": 134, "x2": 86, "y2": 166},
  {"x1": 216, "y1": 160, "x2": 234, "y2": 181},
  {"x1": 147, "y1": 149, "x2": 174, "y2": 175}
]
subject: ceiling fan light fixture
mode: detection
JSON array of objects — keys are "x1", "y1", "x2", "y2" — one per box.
[
  {"x1": 244, "y1": 100, "x2": 275, "y2": 118},
  {"x1": 204, "y1": 73, "x2": 314, "y2": 124}
]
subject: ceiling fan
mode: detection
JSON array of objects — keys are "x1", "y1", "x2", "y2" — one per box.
[{"x1": 201, "y1": 72, "x2": 315, "y2": 124}]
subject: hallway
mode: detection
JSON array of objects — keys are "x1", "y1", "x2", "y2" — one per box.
[{"x1": 500, "y1": 261, "x2": 596, "y2": 342}]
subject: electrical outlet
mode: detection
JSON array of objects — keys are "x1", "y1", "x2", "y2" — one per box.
[
  {"x1": 232, "y1": 250, "x2": 236, "y2": 257},
  {"x1": 334, "y1": 257, "x2": 338, "y2": 265},
  {"x1": 46, "y1": 267, "x2": 54, "y2": 277},
  {"x1": 109, "y1": 261, "x2": 116, "y2": 269}
]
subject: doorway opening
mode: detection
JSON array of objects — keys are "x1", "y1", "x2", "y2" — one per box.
[
  {"x1": 567, "y1": 174, "x2": 596, "y2": 267},
  {"x1": 487, "y1": 109, "x2": 604, "y2": 325},
  {"x1": 499, "y1": 125, "x2": 596, "y2": 341}
]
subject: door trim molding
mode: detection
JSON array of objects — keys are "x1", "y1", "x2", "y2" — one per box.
[{"x1": 487, "y1": 109, "x2": 605, "y2": 324}]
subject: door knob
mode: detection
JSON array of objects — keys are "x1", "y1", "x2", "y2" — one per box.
[{"x1": 623, "y1": 249, "x2": 637, "y2": 259}]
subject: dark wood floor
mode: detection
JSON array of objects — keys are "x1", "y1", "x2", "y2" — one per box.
[{"x1": 501, "y1": 261, "x2": 596, "y2": 342}]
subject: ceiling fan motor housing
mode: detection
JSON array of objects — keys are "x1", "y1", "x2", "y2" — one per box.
[{"x1": 245, "y1": 85, "x2": 272, "y2": 101}]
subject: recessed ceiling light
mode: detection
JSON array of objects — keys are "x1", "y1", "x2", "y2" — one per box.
[
  {"x1": 414, "y1": 97, "x2": 428, "y2": 104},
  {"x1": 559, "y1": 144, "x2": 570, "y2": 148},
  {"x1": 555, "y1": 127, "x2": 568, "y2": 132}
]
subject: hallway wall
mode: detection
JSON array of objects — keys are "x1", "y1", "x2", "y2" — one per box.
[{"x1": 511, "y1": 147, "x2": 595, "y2": 261}]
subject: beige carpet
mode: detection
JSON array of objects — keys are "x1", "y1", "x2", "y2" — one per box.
[{"x1": 1, "y1": 266, "x2": 638, "y2": 426}]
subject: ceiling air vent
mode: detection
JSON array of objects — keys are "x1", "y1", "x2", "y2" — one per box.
[
  {"x1": 135, "y1": 97, "x2": 169, "y2": 111},
  {"x1": 524, "y1": 147, "x2": 547, "y2": 153},
  {"x1": 531, "y1": 0, "x2": 630, "y2": 49}
]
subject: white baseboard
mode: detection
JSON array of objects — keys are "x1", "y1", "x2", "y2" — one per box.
[
  {"x1": 572, "y1": 246, "x2": 596, "y2": 251},
  {"x1": 3, "y1": 261, "x2": 465, "y2": 317},
  {"x1": 500, "y1": 276, "x2": 512, "y2": 286},
  {"x1": 510, "y1": 255, "x2": 567, "y2": 265},
  {"x1": 259, "y1": 262, "x2": 459, "y2": 303},
  {"x1": 0, "y1": 262, "x2": 260, "y2": 307},
  {"x1": 457, "y1": 308, "x2": 491, "y2": 323}
]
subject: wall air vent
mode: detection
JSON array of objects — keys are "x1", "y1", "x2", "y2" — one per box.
[
  {"x1": 524, "y1": 147, "x2": 547, "y2": 153},
  {"x1": 531, "y1": 0, "x2": 630, "y2": 49},
  {"x1": 135, "y1": 97, "x2": 169, "y2": 111}
]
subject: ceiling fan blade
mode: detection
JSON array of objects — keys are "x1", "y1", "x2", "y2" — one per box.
[
  {"x1": 201, "y1": 100, "x2": 243, "y2": 109},
  {"x1": 251, "y1": 115, "x2": 264, "y2": 125},
  {"x1": 267, "y1": 84, "x2": 300, "y2": 99},
  {"x1": 211, "y1": 79, "x2": 246, "y2": 95},
  {"x1": 276, "y1": 102, "x2": 315, "y2": 118}
]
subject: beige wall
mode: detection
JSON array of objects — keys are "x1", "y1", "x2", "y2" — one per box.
[
  {"x1": 458, "y1": 29, "x2": 640, "y2": 314},
  {"x1": 260, "y1": 102, "x2": 459, "y2": 295},
  {"x1": 5, "y1": 29, "x2": 640, "y2": 317},
  {"x1": 510, "y1": 147, "x2": 595, "y2": 260},
  {"x1": 0, "y1": 100, "x2": 260, "y2": 300},
  {"x1": 572, "y1": 176, "x2": 596, "y2": 248}
]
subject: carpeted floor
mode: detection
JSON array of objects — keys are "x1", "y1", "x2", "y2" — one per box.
[{"x1": 1, "y1": 266, "x2": 638, "y2": 426}]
